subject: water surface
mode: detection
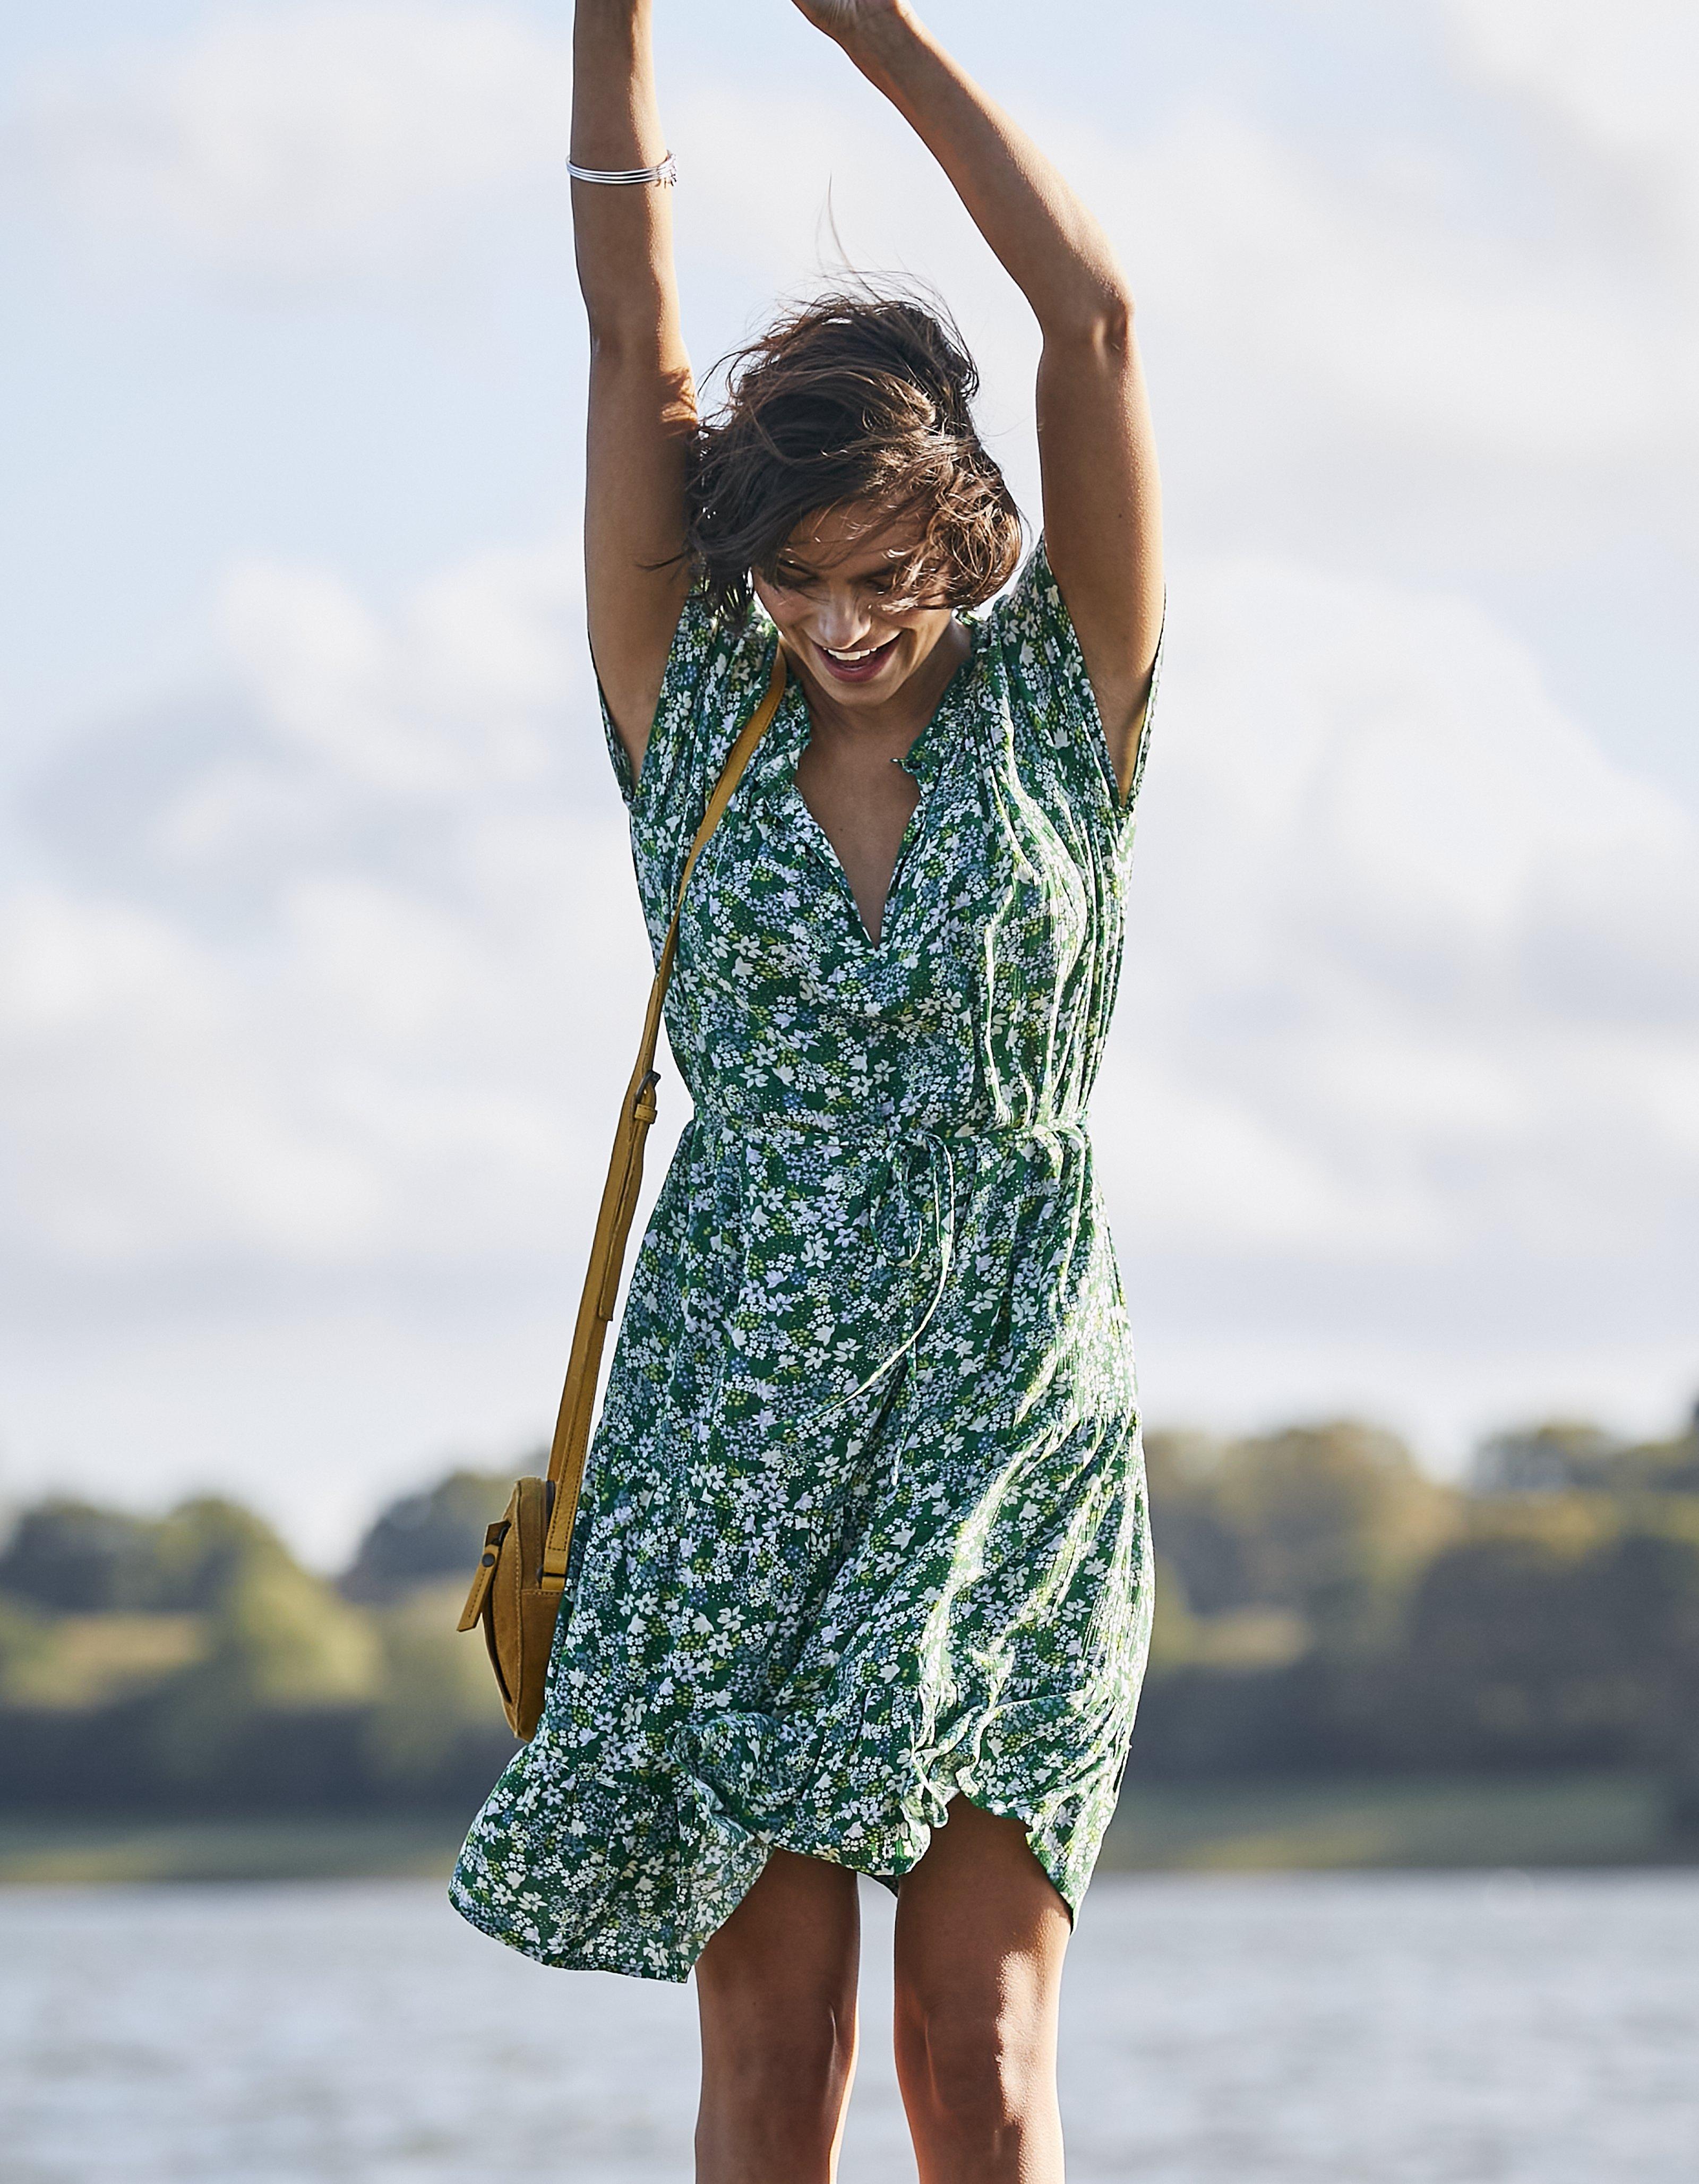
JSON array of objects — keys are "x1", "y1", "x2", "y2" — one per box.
[{"x1": 4, "y1": 1871, "x2": 1695, "y2": 2181}]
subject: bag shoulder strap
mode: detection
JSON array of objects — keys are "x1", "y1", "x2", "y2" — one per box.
[{"x1": 538, "y1": 640, "x2": 790, "y2": 1588}]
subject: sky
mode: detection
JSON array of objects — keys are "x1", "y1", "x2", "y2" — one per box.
[{"x1": 2, "y1": 0, "x2": 1696, "y2": 1564}]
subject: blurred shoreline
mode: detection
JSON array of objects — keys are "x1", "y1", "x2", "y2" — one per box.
[
  {"x1": 7, "y1": 1415, "x2": 1697, "y2": 1883},
  {"x1": 2, "y1": 1772, "x2": 1691, "y2": 1888}
]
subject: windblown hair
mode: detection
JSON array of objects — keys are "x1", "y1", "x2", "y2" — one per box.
[{"x1": 683, "y1": 291, "x2": 1024, "y2": 624}]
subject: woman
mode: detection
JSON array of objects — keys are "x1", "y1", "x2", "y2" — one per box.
[{"x1": 452, "y1": 1, "x2": 1163, "y2": 2176}]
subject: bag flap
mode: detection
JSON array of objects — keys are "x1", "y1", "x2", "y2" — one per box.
[{"x1": 457, "y1": 1517, "x2": 511, "y2": 1631}]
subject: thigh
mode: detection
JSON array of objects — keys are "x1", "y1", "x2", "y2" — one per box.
[
  {"x1": 891, "y1": 1801, "x2": 1071, "y2": 2181},
  {"x1": 694, "y1": 1851, "x2": 862, "y2": 2183},
  {"x1": 892, "y1": 1801, "x2": 1071, "y2": 2180},
  {"x1": 696, "y1": 1846, "x2": 861, "y2": 2039},
  {"x1": 894, "y1": 1796, "x2": 1071, "y2": 2008}
]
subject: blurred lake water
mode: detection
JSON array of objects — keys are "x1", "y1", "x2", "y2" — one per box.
[{"x1": 4, "y1": 1871, "x2": 1696, "y2": 2183}]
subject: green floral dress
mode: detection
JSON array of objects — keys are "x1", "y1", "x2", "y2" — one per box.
[{"x1": 451, "y1": 541, "x2": 1157, "y2": 1982}]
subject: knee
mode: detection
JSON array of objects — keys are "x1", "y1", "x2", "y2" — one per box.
[
  {"x1": 897, "y1": 1997, "x2": 1045, "y2": 2139},
  {"x1": 697, "y1": 1974, "x2": 856, "y2": 2145},
  {"x1": 711, "y1": 2002, "x2": 855, "y2": 2113}
]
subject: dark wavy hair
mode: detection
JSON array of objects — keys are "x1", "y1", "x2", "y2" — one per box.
[{"x1": 683, "y1": 290, "x2": 1024, "y2": 624}]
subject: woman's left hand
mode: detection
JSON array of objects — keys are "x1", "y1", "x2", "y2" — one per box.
[{"x1": 788, "y1": 0, "x2": 913, "y2": 42}]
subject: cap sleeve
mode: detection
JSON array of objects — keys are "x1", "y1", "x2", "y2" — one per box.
[
  {"x1": 600, "y1": 590, "x2": 780, "y2": 945},
  {"x1": 987, "y1": 536, "x2": 1162, "y2": 847}
]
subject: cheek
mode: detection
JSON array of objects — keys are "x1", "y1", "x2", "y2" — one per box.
[
  {"x1": 751, "y1": 575, "x2": 813, "y2": 632},
  {"x1": 893, "y1": 610, "x2": 953, "y2": 654}
]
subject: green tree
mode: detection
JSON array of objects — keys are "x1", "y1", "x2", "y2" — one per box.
[
  {"x1": 340, "y1": 1468, "x2": 522, "y2": 1603},
  {"x1": 0, "y1": 1589, "x2": 52, "y2": 1702},
  {"x1": 362, "y1": 1583, "x2": 514, "y2": 1791},
  {"x1": 1143, "y1": 1432, "x2": 1248, "y2": 1616},
  {"x1": 0, "y1": 1492, "x2": 306, "y2": 1614},
  {"x1": 1163, "y1": 1421, "x2": 1460, "y2": 1648},
  {"x1": 1383, "y1": 1509, "x2": 1699, "y2": 1771},
  {"x1": 1611, "y1": 1403, "x2": 1699, "y2": 1495},
  {"x1": 145, "y1": 1511, "x2": 381, "y2": 1791},
  {"x1": 1472, "y1": 1419, "x2": 1624, "y2": 1494},
  {"x1": 1474, "y1": 1402, "x2": 1699, "y2": 1498},
  {"x1": 150, "y1": 1497, "x2": 305, "y2": 1610},
  {"x1": 0, "y1": 1499, "x2": 167, "y2": 1611}
]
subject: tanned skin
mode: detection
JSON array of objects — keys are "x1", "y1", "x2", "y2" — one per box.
[{"x1": 571, "y1": 4, "x2": 1161, "y2": 2176}]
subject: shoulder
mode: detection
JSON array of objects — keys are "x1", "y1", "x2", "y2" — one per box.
[
  {"x1": 979, "y1": 537, "x2": 1156, "y2": 835},
  {"x1": 603, "y1": 588, "x2": 779, "y2": 822}
]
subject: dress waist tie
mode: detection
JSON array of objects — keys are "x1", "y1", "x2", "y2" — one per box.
[
  {"x1": 821, "y1": 1127, "x2": 957, "y2": 1454},
  {"x1": 702, "y1": 1109, "x2": 1087, "y2": 1470}
]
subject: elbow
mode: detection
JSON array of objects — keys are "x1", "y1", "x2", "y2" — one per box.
[
  {"x1": 1044, "y1": 285, "x2": 1136, "y2": 358},
  {"x1": 1097, "y1": 289, "x2": 1136, "y2": 353},
  {"x1": 585, "y1": 315, "x2": 658, "y2": 367},
  {"x1": 585, "y1": 322, "x2": 628, "y2": 369},
  {"x1": 584, "y1": 313, "x2": 681, "y2": 381},
  {"x1": 577, "y1": 268, "x2": 676, "y2": 366}
]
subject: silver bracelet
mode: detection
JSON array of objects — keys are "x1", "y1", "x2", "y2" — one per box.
[{"x1": 567, "y1": 152, "x2": 678, "y2": 187}]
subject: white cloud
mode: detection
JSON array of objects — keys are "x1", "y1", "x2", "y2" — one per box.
[
  {"x1": 0, "y1": 886, "x2": 386, "y2": 1260},
  {"x1": 9, "y1": 3, "x2": 571, "y2": 279},
  {"x1": 1121, "y1": 105, "x2": 1665, "y2": 464},
  {"x1": 1124, "y1": 107, "x2": 1699, "y2": 573},
  {"x1": 219, "y1": 545, "x2": 573, "y2": 795},
  {"x1": 0, "y1": 538, "x2": 649, "y2": 1272},
  {"x1": 1101, "y1": 558, "x2": 1699, "y2": 1275}
]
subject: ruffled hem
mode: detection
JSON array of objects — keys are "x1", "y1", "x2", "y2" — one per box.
[{"x1": 449, "y1": 1690, "x2": 1131, "y2": 1982}]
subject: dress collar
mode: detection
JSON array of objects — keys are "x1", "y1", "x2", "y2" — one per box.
[{"x1": 746, "y1": 615, "x2": 980, "y2": 798}]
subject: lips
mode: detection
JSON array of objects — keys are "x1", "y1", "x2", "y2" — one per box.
[{"x1": 812, "y1": 634, "x2": 900, "y2": 684}]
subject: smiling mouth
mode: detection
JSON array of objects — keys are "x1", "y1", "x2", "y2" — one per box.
[{"x1": 812, "y1": 634, "x2": 900, "y2": 683}]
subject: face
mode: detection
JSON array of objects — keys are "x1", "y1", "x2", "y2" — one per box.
[{"x1": 751, "y1": 503, "x2": 960, "y2": 708}]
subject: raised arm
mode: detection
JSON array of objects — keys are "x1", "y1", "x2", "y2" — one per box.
[
  {"x1": 573, "y1": 0, "x2": 697, "y2": 774},
  {"x1": 794, "y1": 2, "x2": 1163, "y2": 794}
]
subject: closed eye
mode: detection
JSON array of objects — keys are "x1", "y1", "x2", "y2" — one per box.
[{"x1": 767, "y1": 561, "x2": 921, "y2": 602}]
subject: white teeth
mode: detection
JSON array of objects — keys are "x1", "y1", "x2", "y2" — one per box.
[{"x1": 824, "y1": 644, "x2": 881, "y2": 663}]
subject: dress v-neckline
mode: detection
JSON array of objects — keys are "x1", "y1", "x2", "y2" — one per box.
[
  {"x1": 791, "y1": 783, "x2": 923, "y2": 950},
  {"x1": 783, "y1": 621, "x2": 975, "y2": 951}
]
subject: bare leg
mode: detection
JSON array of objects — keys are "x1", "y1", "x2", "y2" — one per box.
[
  {"x1": 693, "y1": 1848, "x2": 862, "y2": 2184},
  {"x1": 893, "y1": 1797, "x2": 1072, "y2": 2184}
]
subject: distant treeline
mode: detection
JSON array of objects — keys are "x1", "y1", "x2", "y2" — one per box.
[
  {"x1": 1140, "y1": 1415, "x2": 1699, "y2": 1812},
  {"x1": 2, "y1": 1406, "x2": 1697, "y2": 1820},
  {"x1": 0, "y1": 1482, "x2": 520, "y2": 1814}
]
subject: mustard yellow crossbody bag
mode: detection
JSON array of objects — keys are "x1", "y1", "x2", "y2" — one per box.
[{"x1": 458, "y1": 645, "x2": 790, "y2": 1740}]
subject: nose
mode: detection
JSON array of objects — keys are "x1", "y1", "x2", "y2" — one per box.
[{"x1": 809, "y1": 586, "x2": 876, "y2": 650}]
